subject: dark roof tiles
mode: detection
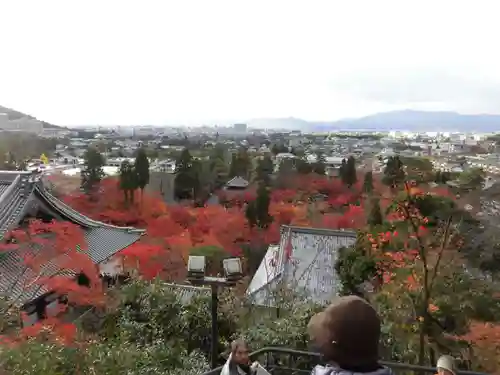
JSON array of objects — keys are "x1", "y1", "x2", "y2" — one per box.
[
  {"x1": 0, "y1": 170, "x2": 145, "y2": 306},
  {"x1": 246, "y1": 225, "x2": 357, "y2": 306}
]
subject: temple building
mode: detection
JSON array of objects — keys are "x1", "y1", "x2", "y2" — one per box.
[
  {"x1": 0, "y1": 170, "x2": 145, "y2": 324},
  {"x1": 246, "y1": 225, "x2": 356, "y2": 306}
]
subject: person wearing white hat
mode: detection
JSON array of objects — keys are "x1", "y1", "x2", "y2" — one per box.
[{"x1": 437, "y1": 355, "x2": 457, "y2": 375}]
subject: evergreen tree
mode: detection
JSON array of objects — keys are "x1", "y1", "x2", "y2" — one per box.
[
  {"x1": 2, "y1": 152, "x2": 17, "y2": 171},
  {"x1": 134, "y1": 148, "x2": 150, "y2": 199},
  {"x1": 295, "y1": 158, "x2": 313, "y2": 174},
  {"x1": 367, "y1": 198, "x2": 383, "y2": 227},
  {"x1": 362, "y1": 171, "x2": 374, "y2": 193},
  {"x1": 228, "y1": 148, "x2": 251, "y2": 179},
  {"x1": 313, "y1": 151, "x2": 326, "y2": 175},
  {"x1": 382, "y1": 155, "x2": 406, "y2": 187},
  {"x1": 174, "y1": 148, "x2": 195, "y2": 200},
  {"x1": 344, "y1": 156, "x2": 358, "y2": 187},
  {"x1": 339, "y1": 158, "x2": 347, "y2": 181},
  {"x1": 254, "y1": 183, "x2": 273, "y2": 228},
  {"x1": 81, "y1": 148, "x2": 105, "y2": 197},
  {"x1": 434, "y1": 170, "x2": 442, "y2": 184},
  {"x1": 210, "y1": 145, "x2": 228, "y2": 188},
  {"x1": 211, "y1": 158, "x2": 229, "y2": 188},
  {"x1": 228, "y1": 153, "x2": 238, "y2": 178},
  {"x1": 119, "y1": 160, "x2": 137, "y2": 205},
  {"x1": 245, "y1": 201, "x2": 258, "y2": 227},
  {"x1": 255, "y1": 155, "x2": 274, "y2": 186},
  {"x1": 276, "y1": 158, "x2": 295, "y2": 188}
]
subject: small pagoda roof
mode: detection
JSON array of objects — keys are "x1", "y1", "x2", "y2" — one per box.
[
  {"x1": 226, "y1": 176, "x2": 249, "y2": 189},
  {"x1": 0, "y1": 171, "x2": 145, "y2": 305}
]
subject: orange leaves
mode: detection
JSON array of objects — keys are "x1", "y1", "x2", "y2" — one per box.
[
  {"x1": 20, "y1": 317, "x2": 78, "y2": 345},
  {"x1": 146, "y1": 215, "x2": 184, "y2": 239},
  {"x1": 3, "y1": 220, "x2": 106, "y2": 308},
  {"x1": 456, "y1": 321, "x2": 500, "y2": 374},
  {"x1": 320, "y1": 204, "x2": 365, "y2": 230},
  {"x1": 121, "y1": 242, "x2": 170, "y2": 280},
  {"x1": 270, "y1": 189, "x2": 297, "y2": 203}
]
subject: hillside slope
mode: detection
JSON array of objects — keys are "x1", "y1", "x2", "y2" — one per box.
[{"x1": 0, "y1": 105, "x2": 61, "y2": 129}]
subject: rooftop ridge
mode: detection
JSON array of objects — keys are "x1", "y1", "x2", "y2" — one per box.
[
  {"x1": 280, "y1": 225, "x2": 357, "y2": 237},
  {"x1": 34, "y1": 182, "x2": 146, "y2": 234},
  {"x1": 0, "y1": 174, "x2": 22, "y2": 211}
]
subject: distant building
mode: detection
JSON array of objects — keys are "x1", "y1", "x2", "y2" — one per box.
[
  {"x1": 233, "y1": 123, "x2": 247, "y2": 133},
  {"x1": 1, "y1": 117, "x2": 44, "y2": 134},
  {"x1": 225, "y1": 176, "x2": 250, "y2": 190},
  {"x1": 0, "y1": 113, "x2": 8, "y2": 129}
]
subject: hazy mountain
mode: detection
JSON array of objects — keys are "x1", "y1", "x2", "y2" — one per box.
[
  {"x1": 250, "y1": 110, "x2": 500, "y2": 132},
  {"x1": 247, "y1": 117, "x2": 311, "y2": 131},
  {"x1": 0, "y1": 105, "x2": 61, "y2": 129},
  {"x1": 324, "y1": 110, "x2": 500, "y2": 132}
]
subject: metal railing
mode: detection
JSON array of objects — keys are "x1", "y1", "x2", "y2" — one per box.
[{"x1": 200, "y1": 347, "x2": 488, "y2": 375}]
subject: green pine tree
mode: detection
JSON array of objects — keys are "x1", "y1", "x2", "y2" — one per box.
[
  {"x1": 313, "y1": 152, "x2": 326, "y2": 175},
  {"x1": 382, "y1": 155, "x2": 406, "y2": 187},
  {"x1": 119, "y1": 160, "x2": 137, "y2": 205},
  {"x1": 245, "y1": 201, "x2": 258, "y2": 227},
  {"x1": 345, "y1": 156, "x2": 358, "y2": 187},
  {"x1": 362, "y1": 171, "x2": 374, "y2": 193},
  {"x1": 174, "y1": 148, "x2": 195, "y2": 200},
  {"x1": 295, "y1": 157, "x2": 312, "y2": 174},
  {"x1": 255, "y1": 155, "x2": 274, "y2": 186},
  {"x1": 339, "y1": 158, "x2": 347, "y2": 182},
  {"x1": 81, "y1": 148, "x2": 105, "y2": 197},
  {"x1": 134, "y1": 148, "x2": 150, "y2": 200},
  {"x1": 254, "y1": 183, "x2": 273, "y2": 228},
  {"x1": 367, "y1": 198, "x2": 383, "y2": 227}
]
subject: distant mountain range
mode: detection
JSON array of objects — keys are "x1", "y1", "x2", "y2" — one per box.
[
  {"x1": 249, "y1": 110, "x2": 500, "y2": 132},
  {"x1": 0, "y1": 105, "x2": 61, "y2": 129},
  {"x1": 3, "y1": 106, "x2": 500, "y2": 133}
]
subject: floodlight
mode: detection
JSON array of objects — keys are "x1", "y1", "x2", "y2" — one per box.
[
  {"x1": 187, "y1": 256, "x2": 206, "y2": 280},
  {"x1": 223, "y1": 257, "x2": 243, "y2": 281}
]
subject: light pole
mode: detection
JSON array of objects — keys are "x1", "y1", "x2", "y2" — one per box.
[{"x1": 186, "y1": 255, "x2": 243, "y2": 369}]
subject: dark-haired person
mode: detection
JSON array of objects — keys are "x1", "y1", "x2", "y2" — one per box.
[{"x1": 308, "y1": 295, "x2": 393, "y2": 375}]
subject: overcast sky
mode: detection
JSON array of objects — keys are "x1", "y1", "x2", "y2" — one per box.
[{"x1": 1, "y1": 0, "x2": 499, "y2": 126}]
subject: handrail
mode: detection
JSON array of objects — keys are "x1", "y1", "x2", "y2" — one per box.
[{"x1": 200, "y1": 347, "x2": 488, "y2": 375}]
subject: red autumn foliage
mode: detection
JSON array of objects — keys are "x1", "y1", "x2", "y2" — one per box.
[
  {"x1": 0, "y1": 220, "x2": 105, "y2": 345},
  {"x1": 20, "y1": 317, "x2": 78, "y2": 345},
  {"x1": 57, "y1": 174, "x2": 381, "y2": 283},
  {"x1": 0, "y1": 220, "x2": 104, "y2": 307},
  {"x1": 120, "y1": 242, "x2": 170, "y2": 280},
  {"x1": 457, "y1": 321, "x2": 500, "y2": 374}
]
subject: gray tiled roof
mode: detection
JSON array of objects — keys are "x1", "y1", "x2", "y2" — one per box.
[
  {"x1": 0, "y1": 171, "x2": 146, "y2": 306},
  {"x1": 246, "y1": 225, "x2": 357, "y2": 306},
  {"x1": 226, "y1": 176, "x2": 249, "y2": 188},
  {"x1": 0, "y1": 171, "x2": 36, "y2": 240}
]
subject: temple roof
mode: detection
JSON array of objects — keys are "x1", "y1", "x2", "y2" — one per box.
[
  {"x1": 225, "y1": 176, "x2": 249, "y2": 189},
  {"x1": 246, "y1": 225, "x2": 357, "y2": 306},
  {"x1": 0, "y1": 171, "x2": 145, "y2": 305}
]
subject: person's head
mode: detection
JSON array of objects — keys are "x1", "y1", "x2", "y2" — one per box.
[
  {"x1": 308, "y1": 295, "x2": 381, "y2": 372},
  {"x1": 231, "y1": 339, "x2": 250, "y2": 365},
  {"x1": 437, "y1": 355, "x2": 456, "y2": 375}
]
